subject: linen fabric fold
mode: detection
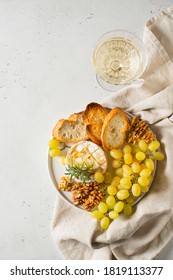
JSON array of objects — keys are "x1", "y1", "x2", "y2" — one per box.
[{"x1": 51, "y1": 6, "x2": 173, "y2": 260}]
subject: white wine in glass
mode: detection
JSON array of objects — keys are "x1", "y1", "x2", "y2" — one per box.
[{"x1": 92, "y1": 30, "x2": 147, "y2": 91}]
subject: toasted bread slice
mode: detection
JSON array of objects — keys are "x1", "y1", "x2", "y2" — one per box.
[
  {"x1": 68, "y1": 112, "x2": 83, "y2": 122},
  {"x1": 83, "y1": 102, "x2": 108, "y2": 145},
  {"x1": 101, "y1": 107, "x2": 131, "y2": 150},
  {"x1": 52, "y1": 117, "x2": 88, "y2": 143},
  {"x1": 83, "y1": 102, "x2": 107, "y2": 124},
  {"x1": 86, "y1": 122, "x2": 103, "y2": 146}
]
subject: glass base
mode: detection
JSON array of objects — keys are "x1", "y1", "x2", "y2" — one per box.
[
  {"x1": 96, "y1": 74, "x2": 127, "y2": 92},
  {"x1": 96, "y1": 74, "x2": 144, "y2": 92}
]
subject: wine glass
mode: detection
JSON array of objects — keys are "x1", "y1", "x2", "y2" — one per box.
[{"x1": 92, "y1": 30, "x2": 147, "y2": 91}]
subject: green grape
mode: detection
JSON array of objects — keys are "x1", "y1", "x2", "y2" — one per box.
[
  {"x1": 123, "y1": 144, "x2": 132, "y2": 153},
  {"x1": 123, "y1": 174, "x2": 133, "y2": 180},
  {"x1": 106, "y1": 195, "x2": 116, "y2": 209},
  {"x1": 100, "y1": 216, "x2": 110, "y2": 230},
  {"x1": 131, "y1": 161, "x2": 140, "y2": 173},
  {"x1": 107, "y1": 185, "x2": 117, "y2": 196},
  {"x1": 117, "y1": 189, "x2": 130, "y2": 200},
  {"x1": 123, "y1": 204, "x2": 133, "y2": 216},
  {"x1": 148, "y1": 140, "x2": 160, "y2": 152},
  {"x1": 152, "y1": 151, "x2": 165, "y2": 161},
  {"x1": 148, "y1": 174, "x2": 154, "y2": 183},
  {"x1": 111, "y1": 176, "x2": 120, "y2": 187},
  {"x1": 140, "y1": 168, "x2": 151, "y2": 177},
  {"x1": 138, "y1": 140, "x2": 148, "y2": 152},
  {"x1": 114, "y1": 167, "x2": 123, "y2": 177},
  {"x1": 144, "y1": 158, "x2": 155, "y2": 171},
  {"x1": 112, "y1": 159, "x2": 122, "y2": 168},
  {"x1": 132, "y1": 183, "x2": 141, "y2": 197},
  {"x1": 124, "y1": 153, "x2": 133, "y2": 164},
  {"x1": 94, "y1": 171, "x2": 104, "y2": 183},
  {"x1": 104, "y1": 172, "x2": 112, "y2": 184},
  {"x1": 126, "y1": 195, "x2": 135, "y2": 205},
  {"x1": 117, "y1": 184, "x2": 123, "y2": 191},
  {"x1": 131, "y1": 145, "x2": 140, "y2": 155},
  {"x1": 48, "y1": 138, "x2": 60, "y2": 148},
  {"x1": 122, "y1": 165, "x2": 133, "y2": 176},
  {"x1": 59, "y1": 155, "x2": 66, "y2": 165},
  {"x1": 98, "y1": 202, "x2": 108, "y2": 213},
  {"x1": 109, "y1": 211, "x2": 119, "y2": 220},
  {"x1": 110, "y1": 149, "x2": 123, "y2": 159},
  {"x1": 120, "y1": 178, "x2": 132, "y2": 189},
  {"x1": 91, "y1": 210, "x2": 103, "y2": 219},
  {"x1": 140, "y1": 163, "x2": 146, "y2": 171},
  {"x1": 135, "y1": 151, "x2": 146, "y2": 161},
  {"x1": 138, "y1": 176, "x2": 149, "y2": 187},
  {"x1": 140, "y1": 185, "x2": 149, "y2": 192},
  {"x1": 49, "y1": 147, "x2": 61, "y2": 157},
  {"x1": 114, "y1": 201, "x2": 124, "y2": 213}
]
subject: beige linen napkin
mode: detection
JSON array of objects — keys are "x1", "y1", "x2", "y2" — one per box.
[{"x1": 51, "y1": 7, "x2": 173, "y2": 260}]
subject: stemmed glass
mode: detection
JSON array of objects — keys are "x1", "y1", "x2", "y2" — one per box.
[{"x1": 92, "y1": 30, "x2": 147, "y2": 91}]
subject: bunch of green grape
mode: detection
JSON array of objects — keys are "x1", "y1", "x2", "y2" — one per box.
[{"x1": 91, "y1": 140, "x2": 165, "y2": 230}]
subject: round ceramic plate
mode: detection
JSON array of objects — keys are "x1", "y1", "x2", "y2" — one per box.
[{"x1": 48, "y1": 111, "x2": 157, "y2": 210}]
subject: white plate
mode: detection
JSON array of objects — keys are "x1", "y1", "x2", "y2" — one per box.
[
  {"x1": 48, "y1": 111, "x2": 157, "y2": 210},
  {"x1": 48, "y1": 143, "x2": 78, "y2": 209}
]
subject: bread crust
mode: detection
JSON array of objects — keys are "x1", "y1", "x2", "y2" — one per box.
[
  {"x1": 101, "y1": 107, "x2": 131, "y2": 150},
  {"x1": 52, "y1": 119, "x2": 65, "y2": 140},
  {"x1": 68, "y1": 112, "x2": 83, "y2": 122},
  {"x1": 83, "y1": 102, "x2": 108, "y2": 145}
]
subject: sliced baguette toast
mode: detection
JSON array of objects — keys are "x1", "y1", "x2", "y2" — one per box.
[
  {"x1": 68, "y1": 112, "x2": 83, "y2": 122},
  {"x1": 52, "y1": 113, "x2": 88, "y2": 142},
  {"x1": 101, "y1": 107, "x2": 131, "y2": 150},
  {"x1": 83, "y1": 102, "x2": 108, "y2": 145}
]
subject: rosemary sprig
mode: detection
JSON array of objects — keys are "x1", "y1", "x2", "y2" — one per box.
[{"x1": 65, "y1": 162, "x2": 95, "y2": 183}]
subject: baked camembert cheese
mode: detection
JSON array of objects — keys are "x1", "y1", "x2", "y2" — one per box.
[{"x1": 66, "y1": 140, "x2": 108, "y2": 174}]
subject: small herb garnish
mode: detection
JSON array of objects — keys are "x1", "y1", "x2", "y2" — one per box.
[{"x1": 65, "y1": 162, "x2": 95, "y2": 183}]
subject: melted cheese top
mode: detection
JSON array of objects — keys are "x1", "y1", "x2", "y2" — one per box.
[{"x1": 66, "y1": 141, "x2": 108, "y2": 173}]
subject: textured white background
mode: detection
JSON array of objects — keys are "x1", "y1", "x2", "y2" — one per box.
[{"x1": 0, "y1": 0, "x2": 173, "y2": 260}]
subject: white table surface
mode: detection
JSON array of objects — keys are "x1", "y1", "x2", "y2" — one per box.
[{"x1": 0, "y1": 0, "x2": 173, "y2": 260}]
